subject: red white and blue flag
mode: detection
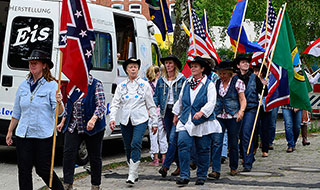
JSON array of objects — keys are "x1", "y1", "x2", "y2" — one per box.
[
  {"x1": 251, "y1": 0, "x2": 276, "y2": 66},
  {"x1": 187, "y1": 6, "x2": 220, "y2": 63},
  {"x1": 59, "y1": 0, "x2": 95, "y2": 100},
  {"x1": 263, "y1": 6, "x2": 289, "y2": 111}
]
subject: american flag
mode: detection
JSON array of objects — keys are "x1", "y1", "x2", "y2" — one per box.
[
  {"x1": 264, "y1": 5, "x2": 290, "y2": 111},
  {"x1": 59, "y1": 0, "x2": 95, "y2": 100},
  {"x1": 251, "y1": 0, "x2": 276, "y2": 66},
  {"x1": 187, "y1": 7, "x2": 220, "y2": 63}
]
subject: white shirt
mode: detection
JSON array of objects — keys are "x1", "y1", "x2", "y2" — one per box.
[
  {"x1": 167, "y1": 81, "x2": 174, "y2": 105},
  {"x1": 110, "y1": 77, "x2": 158, "y2": 127},
  {"x1": 172, "y1": 76, "x2": 222, "y2": 137}
]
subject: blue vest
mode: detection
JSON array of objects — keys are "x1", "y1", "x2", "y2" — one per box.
[
  {"x1": 179, "y1": 79, "x2": 215, "y2": 126},
  {"x1": 214, "y1": 76, "x2": 240, "y2": 116},
  {"x1": 245, "y1": 73, "x2": 259, "y2": 110},
  {"x1": 63, "y1": 79, "x2": 106, "y2": 136}
]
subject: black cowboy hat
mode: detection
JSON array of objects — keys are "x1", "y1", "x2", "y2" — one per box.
[
  {"x1": 215, "y1": 59, "x2": 234, "y2": 71},
  {"x1": 160, "y1": 54, "x2": 182, "y2": 70},
  {"x1": 123, "y1": 57, "x2": 141, "y2": 73},
  {"x1": 187, "y1": 56, "x2": 212, "y2": 76},
  {"x1": 234, "y1": 54, "x2": 252, "y2": 65},
  {"x1": 22, "y1": 49, "x2": 54, "y2": 69}
]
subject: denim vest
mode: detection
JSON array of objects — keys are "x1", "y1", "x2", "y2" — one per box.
[
  {"x1": 179, "y1": 79, "x2": 215, "y2": 125},
  {"x1": 64, "y1": 79, "x2": 106, "y2": 136},
  {"x1": 153, "y1": 73, "x2": 186, "y2": 117},
  {"x1": 245, "y1": 73, "x2": 259, "y2": 110},
  {"x1": 214, "y1": 76, "x2": 240, "y2": 116}
]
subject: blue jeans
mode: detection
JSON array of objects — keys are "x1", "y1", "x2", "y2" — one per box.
[
  {"x1": 241, "y1": 109, "x2": 257, "y2": 169},
  {"x1": 162, "y1": 107, "x2": 179, "y2": 169},
  {"x1": 269, "y1": 107, "x2": 279, "y2": 146},
  {"x1": 217, "y1": 118, "x2": 241, "y2": 170},
  {"x1": 210, "y1": 133, "x2": 223, "y2": 173},
  {"x1": 162, "y1": 125, "x2": 179, "y2": 169},
  {"x1": 282, "y1": 108, "x2": 302, "y2": 148},
  {"x1": 120, "y1": 120, "x2": 148, "y2": 163},
  {"x1": 259, "y1": 110, "x2": 272, "y2": 153},
  {"x1": 178, "y1": 130, "x2": 211, "y2": 180},
  {"x1": 221, "y1": 130, "x2": 228, "y2": 157}
]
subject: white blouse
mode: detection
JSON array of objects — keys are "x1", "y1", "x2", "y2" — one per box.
[
  {"x1": 110, "y1": 77, "x2": 158, "y2": 127},
  {"x1": 172, "y1": 76, "x2": 222, "y2": 137}
]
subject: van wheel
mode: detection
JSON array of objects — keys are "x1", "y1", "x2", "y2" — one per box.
[{"x1": 76, "y1": 141, "x2": 89, "y2": 166}]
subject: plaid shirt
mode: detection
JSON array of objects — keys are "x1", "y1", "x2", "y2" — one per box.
[
  {"x1": 68, "y1": 75, "x2": 106, "y2": 134},
  {"x1": 216, "y1": 78, "x2": 245, "y2": 119}
]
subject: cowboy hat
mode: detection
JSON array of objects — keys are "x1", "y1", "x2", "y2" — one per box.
[
  {"x1": 215, "y1": 59, "x2": 234, "y2": 71},
  {"x1": 187, "y1": 56, "x2": 212, "y2": 76},
  {"x1": 123, "y1": 57, "x2": 141, "y2": 73},
  {"x1": 22, "y1": 49, "x2": 54, "y2": 69},
  {"x1": 160, "y1": 54, "x2": 182, "y2": 70}
]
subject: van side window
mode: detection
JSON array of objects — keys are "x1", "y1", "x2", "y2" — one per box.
[
  {"x1": 151, "y1": 43, "x2": 160, "y2": 66},
  {"x1": 92, "y1": 32, "x2": 113, "y2": 71},
  {"x1": 8, "y1": 17, "x2": 53, "y2": 70}
]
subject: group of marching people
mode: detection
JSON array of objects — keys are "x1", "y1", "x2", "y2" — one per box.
[
  {"x1": 109, "y1": 53, "x2": 316, "y2": 186},
  {"x1": 6, "y1": 49, "x2": 315, "y2": 189}
]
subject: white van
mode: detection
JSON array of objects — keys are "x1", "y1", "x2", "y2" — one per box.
[{"x1": 0, "y1": 0, "x2": 161, "y2": 163}]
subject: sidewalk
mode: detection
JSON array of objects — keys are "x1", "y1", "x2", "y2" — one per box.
[{"x1": 71, "y1": 125, "x2": 320, "y2": 189}]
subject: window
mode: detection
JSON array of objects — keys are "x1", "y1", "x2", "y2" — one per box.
[
  {"x1": 151, "y1": 43, "x2": 160, "y2": 66},
  {"x1": 8, "y1": 17, "x2": 53, "y2": 70},
  {"x1": 129, "y1": 4, "x2": 141, "y2": 14},
  {"x1": 92, "y1": 32, "x2": 113, "y2": 71},
  {"x1": 111, "y1": 4, "x2": 124, "y2": 10},
  {"x1": 169, "y1": 3, "x2": 176, "y2": 25}
]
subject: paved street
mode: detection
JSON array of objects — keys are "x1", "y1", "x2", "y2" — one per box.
[
  {"x1": 72, "y1": 123, "x2": 320, "y2": 190},
  {"x1": 1, "y1": 120, "x2": 320, "y2": 190}
]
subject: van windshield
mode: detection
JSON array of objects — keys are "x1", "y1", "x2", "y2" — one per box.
[{"x1": 7, "y1": 16, "x2": 53, "y2": 70}]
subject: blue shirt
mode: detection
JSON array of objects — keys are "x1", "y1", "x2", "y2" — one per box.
[{"x1": 12, "y1": 77, "x2": 63, "y2": 138}]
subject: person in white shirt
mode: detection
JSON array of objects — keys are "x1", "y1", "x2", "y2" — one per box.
[
  {"x1": 109, "y1": 58, "x2": 158, "y2": 184},
  {"x1": 172, "y1": 56, "x2": 222, "y2": 186}
]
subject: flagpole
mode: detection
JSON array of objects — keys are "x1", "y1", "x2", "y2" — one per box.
[
  {"x1": 159, "y1": 0, "x2": 172, "y2": 54},
  {"x1": 49, "y1": 51, "x2": 63, "y2": 188},
  {"x1": 247, "y1": 3, "x2": 287, "y2": 155},
  {"x1": 233, "y1": 0, "x2": 249, "y2": 59},
  {"x1": 188, "y1": 0, "x2": 197, "y2": 56},
  {"x1": 258, "y1": 0, "x2": 269, "y2": 76},
  {"x1": 204, "y1": 9, "x2": 207, "y2": 32},
  {"x1": 309, "y1": 67, "x2": 320, "y2": 78},
  {"x1": 181, "y1": 21, "x2": 190, "y2": 37}
]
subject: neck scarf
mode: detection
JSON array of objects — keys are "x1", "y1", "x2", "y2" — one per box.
[{"x1": 189, "y1": 76, "x2": 203, "y2": 90}]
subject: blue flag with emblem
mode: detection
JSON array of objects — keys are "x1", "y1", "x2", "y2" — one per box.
[{"x1": 146, "y1": 0, "x2": 173, "y2": 41}]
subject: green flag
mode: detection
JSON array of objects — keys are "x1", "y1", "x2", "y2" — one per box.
[{"x1": 272, "y1": 11, "x2": 312, "y2": 111}]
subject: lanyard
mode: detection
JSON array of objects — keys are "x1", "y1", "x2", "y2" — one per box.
[{"x1": 30, "y1": 82, "x2": 43, "y2": 103}]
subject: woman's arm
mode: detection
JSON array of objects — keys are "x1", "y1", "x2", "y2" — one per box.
[
  {"x1": 237, "y1": 92, "x2": 246, "y2": 122},
  {"x1": 6, "y1": 117, "x2": 19, "y2": 146}
]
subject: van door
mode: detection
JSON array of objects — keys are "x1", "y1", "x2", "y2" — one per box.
[
  {"x1": 0, "y1": 0, "x2": 59, "y2": 122},
  {"x1": 134, "y1": 17, "x2": 155, "y2": 77}
]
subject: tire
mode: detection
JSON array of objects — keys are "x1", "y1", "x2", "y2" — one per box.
[{"x1": 76, "y1": 141, "x2": 89, "y2": 166}]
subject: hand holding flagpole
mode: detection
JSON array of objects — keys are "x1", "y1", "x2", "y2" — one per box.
[
  {"x1": 247, "y1": 3, "x2": 287, "y2": 155},
  {"x1": 49, "y1": 52, "x2": 63, "y2": 188}
]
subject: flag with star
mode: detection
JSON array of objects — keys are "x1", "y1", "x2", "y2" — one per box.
[{"x1": 59, "y1": 0, "x2": 95, "y2": 99}]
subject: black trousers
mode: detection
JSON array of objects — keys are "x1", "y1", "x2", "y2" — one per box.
[
  {"x1": 16, "y1": 136, "x2": 64, "y2": 190},
  {"x1": 63, "y1": 130, "x2": 104, "y2": 186}
]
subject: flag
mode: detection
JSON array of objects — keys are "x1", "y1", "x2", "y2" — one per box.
[
  {"x1": 201, "y1": 14, "x2": 208, "y2": 32},
  {"x1": 181, "y1": 62, "x2": 192, "y2": 78},
  {"x1": 266, "y1": 10, "x2": 312, "y2": 111},
  {"x1": 227, "y1": 0, "x2": 265, "y2": 53},
  {"x1": 251, "y1": 0, "x2": 276, "y2": 66},
  {"x1": 187, "y1": 6, "x2": 220, "y2": 63},
  {"x1": 59, "y1": 0, "x2": 95, "y2": 100},
  {"x1": 146, "y1": 0, "x2": 173, "y2": 41},
  {"x1": 303, "y1": 37, "x2": 320, "y2": 57}
]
